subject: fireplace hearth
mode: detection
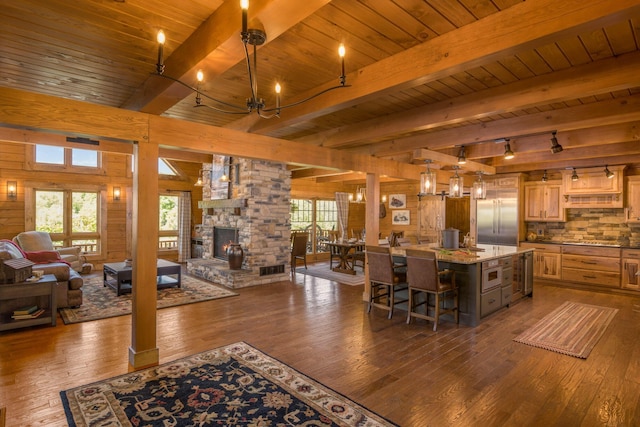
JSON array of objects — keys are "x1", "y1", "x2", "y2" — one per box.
[{"x1": 213, "y1": 226, "x2": 238, "y2": 260}]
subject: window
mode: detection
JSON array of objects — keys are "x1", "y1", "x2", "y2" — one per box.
[
  {"x1": 159, "y1": 194, "x2": 179, "y2": 250},
  {"x1": 291, "y1": 199, "x2": 337, "y2": 254},
  {"x1": 33, "y1": 145, "x2": 101, "y2": 172},
  {"x1": 34, "y1": 189, "x2": 100, "y2": 253}
]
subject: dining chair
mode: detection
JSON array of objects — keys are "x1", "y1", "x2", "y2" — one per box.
[
  {"x1": 290, "y1": 232, "x2": 309, "y2": 273},
  {"x1": 405, "y1": 249, "x2": 459, "y2": 331},
  {"x1": 365, "y1": 245, "x2": 408, "y2": 319}
]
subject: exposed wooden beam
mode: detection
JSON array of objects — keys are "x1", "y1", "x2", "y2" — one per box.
[
  {"x1": 412, "y1": 149, "x2": 496, "y2": 175},
  {"x1": 237, "y1": 0, "x2": 640, "y2": 136},
  {"x1": 296, "y1": 51, "x2": 640, "y2": 149}
]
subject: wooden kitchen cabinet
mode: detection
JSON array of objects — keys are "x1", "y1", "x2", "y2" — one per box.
[
  {"x1": 562, "y1": 245, "x2": 621, "y2": 288},
  {"x1": 520, "y1": 242, "x2": 562, "y2": 280},
  {"x1": 524, "y1": 181, "x2": 565, "y2": 222},
  {"x1": 626, "y1": 176, "x2": 640, "y2": 223},
  {"x1": 562, "y1": 165, "x2": 624, "y2": 194},
  {"x1": 621, "y1": 249, "x2": 640, "y2": 291}
]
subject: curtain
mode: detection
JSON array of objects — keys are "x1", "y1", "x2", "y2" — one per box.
[
  {"x1": 177, "y1": 191, "x2": 191, "y2": 262},
  {"x1": 335, "y1": 192, "x2": 350, "y2": 242}
]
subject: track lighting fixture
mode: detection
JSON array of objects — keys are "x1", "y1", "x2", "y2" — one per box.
[
  {"x1": 503, "y1": 141, "x2": 514, "y2": 160},
  {"x1": 550, "y1": 131, "x2": 563, "y2": 154},
  {"x1": 457, "y1": 146, "x2": 467, "y2": 165},
  {"x1": 541, "y1": 170, "x2": 548, "y2": 182},
  {"x1": 604, "y1": 165, "x2": 614, "y2": 179},
  {"x1": 571, "y1": 168, "x2": 579, "y2": 181}
]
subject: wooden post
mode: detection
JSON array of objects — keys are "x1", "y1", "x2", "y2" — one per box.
[
  {"x1": 363, "y1": 173, "x2": 380, "y2": 302},
  {"x1": 128, "y1": 140, "x2": 160, "y2": 370}
]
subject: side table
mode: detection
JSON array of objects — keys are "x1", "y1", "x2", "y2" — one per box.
[{"x1": 0, "y1": 274, "x2": 57, "y2": 331}]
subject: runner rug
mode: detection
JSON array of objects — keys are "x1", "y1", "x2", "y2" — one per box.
[
  {"x1": 60, "y1": 341, "x2": 397, "y2": 427},
  {"x1": 513, "y1": 301, "x2": 618, "y2": 359},
  {"x1": 59, "y1": 275, "x2": 238, "y2": 324},
  {"x1": 300, "y1": 262, "x2": 365, "y2": 286}
]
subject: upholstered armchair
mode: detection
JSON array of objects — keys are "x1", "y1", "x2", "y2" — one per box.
[{"x1": 13, "y1": 231, "x2": 84, "y2": 272}]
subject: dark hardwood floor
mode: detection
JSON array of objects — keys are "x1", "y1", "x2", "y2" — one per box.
[{"x1": 1, "y1": 269, "x2": 639, "y2": 426}]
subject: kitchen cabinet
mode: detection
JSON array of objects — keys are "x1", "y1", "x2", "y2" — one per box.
[
  {"x1": 561, "y1": 165, "x2": 625, "y2": 208},
  {"x1": 626, "y1": 176, "x2": 640, "y2": 223},
  {"x1": 520, "y1": 242, "x2": 562, "y2": 280},
  {"x1": 524, "y1": 181, "x2": 565, "y2": 222},
  {"x1": 621, "y1": 249, "x2": 640, "y2": 291},
  {"x1": 562, "y1": 245, "x2": 621, "y2": 288}
]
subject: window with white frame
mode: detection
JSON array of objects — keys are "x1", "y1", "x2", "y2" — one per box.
[{"x1": 159, "y1": 194, "x2": 179, "y2": 250}]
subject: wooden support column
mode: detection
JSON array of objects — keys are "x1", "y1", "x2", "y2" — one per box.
[
  {"x1": 128, "y1": 140, "x2": 160, "y2": 370},
  {"x1": 363, "y1": 173, "x2": 380, "y2": 302}
]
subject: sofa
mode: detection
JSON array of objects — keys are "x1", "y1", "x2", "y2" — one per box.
[
  {"x1": 13, "y1": 231, "x2": 86, "y2": 273},
  {"x1": 0, "y1": 240, "x2": 83, "y2": 308}
]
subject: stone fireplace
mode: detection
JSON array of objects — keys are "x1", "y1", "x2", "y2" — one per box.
[{"x1": 187, "y1": 158, "x2": 291, "y2": 288}]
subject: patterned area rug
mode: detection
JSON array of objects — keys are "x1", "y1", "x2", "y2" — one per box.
[
  {"x1": 61, "y1": 341, "x2": 397, "y2": 427},
  {"x1": 59, "y1": 274, "x2": 238, "y2": 324},
  {"x1": 300, "y1": 262, "x2": 365, "y2": 286},
  {"x1": 513, "y1": 301, "x2": 618, "y2": 359}
]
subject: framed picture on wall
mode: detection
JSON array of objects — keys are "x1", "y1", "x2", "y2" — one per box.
[
  {"x1": 392, "y1": 209, "x2": 410, "y2": 225},
  {"x1": 389, "y1": 194, "x2": 406, "y2": 208}
]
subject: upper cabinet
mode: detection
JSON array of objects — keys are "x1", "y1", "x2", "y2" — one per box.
[
  {"x1": 561, "y1": 165, "x2": 625, "y2": 208},
  {"x1": 626, "y1": 176, "x2": 640, "y2": 223},
  {"x1": 524, "y1": 181, "x2": 565, "y2": 222}
]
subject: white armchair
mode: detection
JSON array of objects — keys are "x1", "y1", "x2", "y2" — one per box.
[{"x1": 13, "y1": 231, "x2": 85, "y2": 272}]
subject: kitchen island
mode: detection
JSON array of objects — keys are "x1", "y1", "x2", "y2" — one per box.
[{"x1": 391, "y1": 244, "x2": 534, "y2": 326}]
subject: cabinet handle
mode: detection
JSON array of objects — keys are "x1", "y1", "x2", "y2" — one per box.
[
  {"x1": 583, "y1": 275, "x2": 597, "y2": 279},
  {"x1": 580, "y1": 260, "x2": 597, "y2": 265}
]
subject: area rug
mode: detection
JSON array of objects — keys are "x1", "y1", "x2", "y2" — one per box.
[
  {"x1": 300, "y1": 262, "x2": 365, "y2": 286},
  {"x1": 59, "y1": 275, "x2": 238, "y2": 324},
  {"x1": 513, "y1": 301, "x2": 618, "y2": 359},
  {"x1": 60, "y1": 341, "x2": 397, "y2": 427}
]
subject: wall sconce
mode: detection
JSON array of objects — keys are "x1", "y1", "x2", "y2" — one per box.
[
  {"x1": 7, "y1": 181, "x2": 17, "y2": 201},
  {"x1": 418, "y1": 160, "x2": 437, "y2": 196},
  {"x1": 194, "y1": 169, "x2": 204, "y2": 186},
  {"x1": 472, "y1": 172, "x2": 486, "y2": 200},
  {"x1": 571, "y1": 168, "x2": 579, "y2": 181},
  {"x1": 457, "y1": 146, "x2": 467, "y2": 165},
  {"x1": 604, "y1": 165, "x2": 614, "y2": 179},
  {"x1": 113, "y1": 186, "x2": 121, "y2": 201},
  {"x1": 381, "y1": 194, "x2": 387, "y2": 203},
  {"x1": 449, "y1": 166, "x2": 464, "y2": 198}
]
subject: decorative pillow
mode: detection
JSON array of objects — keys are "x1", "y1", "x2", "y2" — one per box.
[
  {"x1": 0, "y1": 239, "x2": 27, "y2": 260},
  {"x1": 24, "y1": 250, "x2": 63, "y2": 264}
]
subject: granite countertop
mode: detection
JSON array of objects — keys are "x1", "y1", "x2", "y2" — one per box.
[
  {"x1": 391, "y1": 244, "x2": 533, "y2": 265},
  {"x1": 521, "y1": 240, "x2": 640, "y2": 249}
]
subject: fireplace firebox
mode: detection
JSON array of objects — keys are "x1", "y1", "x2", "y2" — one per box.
[{"x1": 213, "y1": 227, "x2": 238, "y2": 260}]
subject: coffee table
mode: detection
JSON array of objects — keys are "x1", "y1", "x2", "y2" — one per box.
[{"x1": 103, "y1": 259, "x2": 181, "y2": 296}]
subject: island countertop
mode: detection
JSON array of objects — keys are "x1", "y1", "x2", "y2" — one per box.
[{"x1": 391, "y1": 244, "x2": 534, "y2": 264}]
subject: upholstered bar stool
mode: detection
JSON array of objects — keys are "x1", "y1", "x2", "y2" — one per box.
[
  {"x1": 366, "y1": 245, "x2": 408, "y2": 319},
  {"x1": 405, "y1": 249, "x2": 459, "y2": 331}
]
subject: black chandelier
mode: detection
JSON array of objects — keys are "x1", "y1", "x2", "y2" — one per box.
[{"x1": 155, "y1": 0, "x2": 350, "y2": 119}]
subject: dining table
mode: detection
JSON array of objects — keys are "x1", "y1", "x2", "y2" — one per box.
[{"x1": 326, "y1": 241, "x2": 365, "y2": 275}]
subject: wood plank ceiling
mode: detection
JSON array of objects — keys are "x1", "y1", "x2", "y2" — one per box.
[{"x1": 1, "y1": 0, "x2": 640, "y2": 182}]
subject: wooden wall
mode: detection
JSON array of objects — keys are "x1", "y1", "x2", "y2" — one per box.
[{"x1": 0, "y1": 141, "x2": 202, "y2": 268}]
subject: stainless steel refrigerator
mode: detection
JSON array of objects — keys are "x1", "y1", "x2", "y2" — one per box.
[{"x1": 476, "y1": 179, "x2": 519, "y2": 246}]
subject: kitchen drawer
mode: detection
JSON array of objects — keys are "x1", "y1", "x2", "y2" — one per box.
[
  {"x1": 501, "y1": 285, "x2": 512, "y2": 306},
  {"x1": 480, "y1": 287, "x2": 502, "y2": 317},
  {"x1": 622, "y1": 249, "x2": 640, "y2": 259},
  {"x1": 502, "y1": 267, "x2": 513, "y2": 287},
  {"x1": 562, "y1": 254, "x2": 620, "y2": 272},
  {"x1": 562, "y1": 267, "x2": 620, "y2": 288},
  {"x1": 562, "y1": 245, "x2": 620, "y2": 257},
  {"x1": 502, "y1": 256, "x2": 513, "y2": 267},
  {"x1": 520, "y1": 242, "x2": 562, "y2": 253}
]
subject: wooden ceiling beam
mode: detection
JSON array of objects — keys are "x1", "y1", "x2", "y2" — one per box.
[
  {"x1": 297, "y1": 51, "x2": 640, "y2": 149},
  {"x1": 412, "y1": 148, "x2": 496, "y2": 175},
  {"x1": 239, "y1": 0, "x2": 640, "y2": 136}
]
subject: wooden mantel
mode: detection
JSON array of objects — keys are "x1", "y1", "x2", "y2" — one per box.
[{"x1": 199, "y1": 199, "x2": 248, "y2": 215}]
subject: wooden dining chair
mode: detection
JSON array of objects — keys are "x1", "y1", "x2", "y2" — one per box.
[
  {"x1": 405, "y1": 249, "x2": 459, "y2": 331},
  {"x1": 290, "y1": 232, "x2": 309, "y2": 273},
  {"x1": 366, "y1": 245, "x2": 408, "y2": 319}
]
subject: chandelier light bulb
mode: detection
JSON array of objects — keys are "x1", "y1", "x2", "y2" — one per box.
[
  {"x1": 196, "y1": 70, "x2": 204, "y2": 82},
  {"x1": 156, "y1": 30, "x2": 165, "y2": 45}
]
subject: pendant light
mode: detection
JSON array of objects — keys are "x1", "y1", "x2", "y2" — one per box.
[
  {"x1": 419, "y1": 160, "x2": 437, "y2": 196},
  {"x1": 449, "y1": 166, "x2": 464, "y2": 198},
  {"x1": 472, "y1": 172, "x2": 486, "y2": 200}
]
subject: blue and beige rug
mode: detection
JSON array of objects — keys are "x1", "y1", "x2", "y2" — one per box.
[
  {"x1": 59, "y1": 274, "x2": 238, "y2": 324},
  {"x1": 61, "y1": 341, "x2": 397, "y2": 426}
]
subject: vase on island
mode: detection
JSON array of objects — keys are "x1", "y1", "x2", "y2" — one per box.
[{"x1": 226, "y1": 243, "x2": 244, "y2": 270}]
